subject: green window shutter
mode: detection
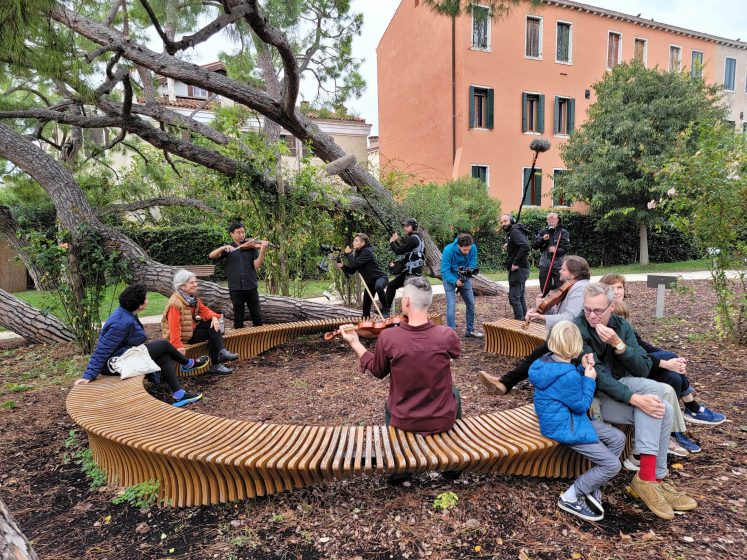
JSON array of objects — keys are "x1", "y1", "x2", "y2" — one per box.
[
  {"x1": 487, "y1": 88, "x2": 494, "y2": 129},
  {"x1": 469, "y1": 86, "x2": 475, "y2": 129},
  {"x1": 538, "y1": 94, "x2": 545, "y2": 133},
  {"x1": 523, "y1": 168, "x2": 531, "y2": 205},
  {"x1": 553, "y1": 96, "x2": 559, "y2": 134},
  {"x1": 521, "y1": 92, "x2": 528, "y2": 132},
  {"x1": 534, "y1": 169, "x2": 542, "y2": 205},
  {"x1": 472, "y1": 166, "x2": 479, "y2": 179},
  {"x1": 568, "y1": 98, "x2": 575, "y2": 132}
]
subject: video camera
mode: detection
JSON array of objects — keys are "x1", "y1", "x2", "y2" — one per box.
[
  {"x1": 318, "y1": 244, "x2": 344, "y2": 272},
  {"x1": 458, "y1": 266, "x2": 479, "y2": 279}
]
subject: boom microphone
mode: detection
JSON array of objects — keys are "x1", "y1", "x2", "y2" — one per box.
[
  {"x1": 529, "y1": 138, "x2": 551, "y2": 153},
  {"x1": 325, "y1": 153, "x2": 357, "y2": 176}
]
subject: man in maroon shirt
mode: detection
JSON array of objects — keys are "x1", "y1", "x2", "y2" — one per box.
[{"x1": 340, "y1": 277, "x2": 462, "y2": 483}]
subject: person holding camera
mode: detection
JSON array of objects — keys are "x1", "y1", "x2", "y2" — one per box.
[
  {"x1": 533, "y1": 213, "x2": 570, "y2": 296},
  {"x1": 337, "y1": 233, "x2": 389, "y2": 318},
  {"x1": 441, "y1": 233, "x2": 483, "y2": 338},
  {"x1": 209, "y1": 221, "x2": 268, "y2": 329},
  {"x1": 499, "y1": 214, "x2": 531, "y2": 321},
  {"x1": 385, "y1": 218, "x2": 425, "y2": 314}
]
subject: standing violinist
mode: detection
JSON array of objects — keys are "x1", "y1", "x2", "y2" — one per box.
[
  {"x1": 533, "y1": 213, "x2": 570, "y2": 296},
  {"x1": 480, "y1": 255, "x2": 591, "y2": 396}
]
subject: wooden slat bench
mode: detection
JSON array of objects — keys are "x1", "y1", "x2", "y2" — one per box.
[
  {"x1": 178, "y1": 264, "x2": 216, "y2": 278},
  {"x1": 67, "y1": 316, "x2": 632, "y2": 507},
  {"x1": 483, "y1": 318, "x2": 548, "y2": 357},
  {"x1": 67, "y1": 375, "x2": 631, "y2": 507}
]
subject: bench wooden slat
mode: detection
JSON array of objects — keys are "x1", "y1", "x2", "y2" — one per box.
[{"x1": 178, "y1": 265, "x2": 215, "y2": 278}]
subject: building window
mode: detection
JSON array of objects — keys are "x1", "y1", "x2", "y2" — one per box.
[
  {"x1": 521, "y1": 92, "x2": 545, "y2": 133},
  {"x1": 669, "y1": 46, "x2": 682, "y2": 72},
  {"x1": 187, "y1": 85, "x2": 209, "y2": 98},
  {"x1": 634, "y1": 38, "x2": 647, "y2": 65},
  {"x1": 472, "y1": 165, "x2": 489, "y2": 186},
  {"x1": 607, "y1": 32, "x2": 621, "y2": 69},
  {"x1": 556, "y1": 22, "x2": 571, "y2": 63},
  {"x1": 525, "y1": 16, "x2": 542, "y2": 58},
  {"x1": 554, "y1": 96, "x2": 575, "y2": 136},
  {"x1": 472, "y1": 5, "x2": 490, "y2": 50},
  {"x1": 522, "y1": 167, "x2": 542, "y2": 206},
  {"x1": 691, "y1": 50, "x2": 704, "y2": 78},
  {"x1": 742, "y1": 122, "x2": 747, "y2": 134},
  {"x1": 725, "y1": 119, "x2": 735, "y2": 130},
  {"x1": 552, "y1": 169, "x2": 570, "y2": 206},
  {"x1": 469, "y1": 86, "x2": 494, "y2": 129},
  {"x1": 724, "y1": 57, "x2": 736, "y2": 90}
]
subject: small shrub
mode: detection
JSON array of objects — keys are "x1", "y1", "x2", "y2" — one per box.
[
  {"x1": 112, "y1": 479, "x2": 161, "y2": 508},
  {"x1": 1, "y1": 399, "x2": 17, "y2": 411},
  {"x1": 7, "y1": 383, "x2": 32, "y2": 393},
  {"x1": 433, "y1": 491, "x2": 459, "y2": 511},
  {"x1": 80, "y1": 448, "x2": 108, "y2": 490}
]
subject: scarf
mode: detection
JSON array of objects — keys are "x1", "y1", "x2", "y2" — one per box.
[{"x1": 178, "y1": 289, "x2": 197, "y2": 308}]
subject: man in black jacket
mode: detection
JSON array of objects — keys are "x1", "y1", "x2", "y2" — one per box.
[
  {"x1": 385, "y1": 218, "x2": 424, "y2": 314},
  {"x1": 338, "y1": 233, "x2": 389, "y2": 318},
  {"x1": 532, "y1": 213, "x2": 570, "y2": 295},
  {"x1": 499, "y1": 214, "x2": 531, "y2": 320}
]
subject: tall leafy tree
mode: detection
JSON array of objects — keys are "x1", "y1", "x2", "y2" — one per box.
[{"x1": 556, "y1": 62, "x2": 725, "y2": 264}]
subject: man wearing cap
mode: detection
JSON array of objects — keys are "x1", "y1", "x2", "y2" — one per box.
[{"x1": 385, "y1": 218, "x2": 425, "y2": 315}]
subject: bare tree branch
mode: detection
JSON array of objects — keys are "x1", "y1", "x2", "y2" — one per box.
[{"x1": 99, "y1": 196, "x2": 220, "y2": 216}]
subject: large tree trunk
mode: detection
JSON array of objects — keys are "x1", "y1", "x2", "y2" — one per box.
[
  {"x1": 0, "y1": 123, "x2": 359, "y2": 340},
  {"x1": 639, "y1": 222, "x2": 649, "y2": 266},
  {"x1": 0, "y1": 497, "x2": 39, "y2": 560},
  {"x1": 49, "y1": 4, "x2": 505, "y2": 297},
  {"x1": 0, "y1": 289, "x2": 75, "y2": 343}
]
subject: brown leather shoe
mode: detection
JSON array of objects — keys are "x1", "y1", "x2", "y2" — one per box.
[
  {"x1": 658, "y1": 481, "x2": 697, "y2": 511},
  {"x1": 479, "y1": 370, "x2": 507, "y2": 395},
  {"x1": 629, "y1": 474, "x2": 674, "y2": 520}
]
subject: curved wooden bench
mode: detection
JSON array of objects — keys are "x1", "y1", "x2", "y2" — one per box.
[
  {"x1": 179, "y1": 314, "x2": 443, "y2": 375},
  {"x1": 67, "y1": 316, "x2": 632, "y2": 507},
  {"x1": 483, "y1": 318, "x2": 547, "y2": 357},
  {"x1": 67, "y1": 376, "x2": 630, "y2": 507}
]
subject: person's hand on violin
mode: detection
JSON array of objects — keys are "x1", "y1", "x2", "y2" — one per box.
[
  {"x1": 390, "y1": 232, "x2": 399, "y2": 243},
  {"x1": 259, "y1": 239, "x2": 269, "y2": 249},
  {"x1": 339, "y1": 324, "x2": 359, "y2": 344},
  {"x1": 524, "y1": 310, "x2": 545, "y2": 323},
  {"x1": 221, "y1": 244, "x2": 236, "y2": 253}
]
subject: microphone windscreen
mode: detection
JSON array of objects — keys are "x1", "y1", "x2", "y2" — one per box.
[
  {"x1": 529, "y1": 138, "x2": 551, "y2": 153},
  {"x1": 325, "y1": 154, "x2": 358, "y2": 176}
]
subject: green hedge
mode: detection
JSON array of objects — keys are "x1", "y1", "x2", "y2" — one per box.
[
  {"x1": 473, "y1": 209, "x2": 699, "y2": 270},
  {"x1": 123, "y1": 225, "x2": 230, "y2": 281}
]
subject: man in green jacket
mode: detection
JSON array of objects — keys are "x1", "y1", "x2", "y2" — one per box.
[{"x1": 573, "y1": 283, "x2": 697, "y2": 520}]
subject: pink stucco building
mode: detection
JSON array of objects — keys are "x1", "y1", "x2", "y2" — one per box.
[{"x1": 378, "y1": 0, "x2": 747, "y2": 211}]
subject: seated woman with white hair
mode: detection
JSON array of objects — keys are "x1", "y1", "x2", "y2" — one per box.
[{"x1": 161, "y1": 269, "x2": 238, "y2": 375}]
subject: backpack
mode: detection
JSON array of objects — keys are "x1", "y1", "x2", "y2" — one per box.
[{"x1": 404, "y1": 234, "x2": 425, "y2": 274}]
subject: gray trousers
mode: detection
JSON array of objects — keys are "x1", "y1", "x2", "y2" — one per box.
[
  {"x1": 568, "y1": 420, "x2": 625, "y2": 497},
  {"x1": 597, "y1": 376, "x2": 673, "y2": 480}
]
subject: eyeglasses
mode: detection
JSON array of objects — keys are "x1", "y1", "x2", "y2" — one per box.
[{"x1": 583, "y1": 302, "x2": 612, "y2": 317}]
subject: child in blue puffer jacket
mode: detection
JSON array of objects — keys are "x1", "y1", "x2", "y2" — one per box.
[{"x1": 529, "y1": 320, "x2": 625, "y2": 522}]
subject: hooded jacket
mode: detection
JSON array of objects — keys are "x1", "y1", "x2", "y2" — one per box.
[
  {"x1": 341, "y1": 245, "x2": 387, "y2": 285},
  {"x1": 504, "y1": 223, "x2": 530, "y2": 270},
  {"x1": 529, "y1": 353, "x2": 598, "y2": 445},
  {"x1": 82, "y1": 306, "x2": 147, "y2": 381},
  {"x1": 441, "y1": 237, "x2": 478, "y2": 285}
]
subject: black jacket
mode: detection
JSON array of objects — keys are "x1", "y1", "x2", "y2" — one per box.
[
  {"x1": 532, "y1": 225, "x2": 570, "y2": 270},
  {"x1": 505, "y1": 224, "x2": 530, "y2": 270},
  {"x1": 341, "y1": 245, "x2": 387, "y2": 285},
  {"x1": 390, "y1": 233, "x2": 424, "y2": 274}
]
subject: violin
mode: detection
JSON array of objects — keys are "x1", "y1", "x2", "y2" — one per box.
[
  {"x1": 239, "y1": 238, "x2": 279, "y2": 249},
  {"x1": 324, "y1": 315, "x2": 406, "y2": 340},
  {"x1": 522, "y1": 280, "x2": 575, "y2": 329}
]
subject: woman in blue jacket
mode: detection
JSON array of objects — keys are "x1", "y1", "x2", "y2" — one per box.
[
  {"x1": 440, "y1": 233, "x2": 482, "y2": 337},
  {"x1": 529, "y1": 320, "x2": 625, "y2": 522},
  {"x1": 74, "y1": 284, "x2": 208, "y2": 407}
]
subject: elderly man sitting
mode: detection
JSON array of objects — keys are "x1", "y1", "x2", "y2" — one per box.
[
  {"x1": 573, "y1": 283, "x2": 697, "y2": 520},
  {"x1": 161, "y1": 269, "x2": 238, "y2": 375}
]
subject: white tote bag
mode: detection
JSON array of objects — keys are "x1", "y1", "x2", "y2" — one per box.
[{"x1": 108, "y1": 344, "x2": 161, "y2": 379}]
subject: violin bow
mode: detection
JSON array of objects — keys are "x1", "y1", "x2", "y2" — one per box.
[
  {"x1": 541, "y1": 232, "x2": 563, "y2": 294},
  {"x1": 357, "y1": 272, "x2": 385, "y2": 320}
]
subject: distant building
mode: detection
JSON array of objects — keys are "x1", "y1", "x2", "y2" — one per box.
[{"x1": 377, "y1": 0, "x2": 747, "y2": 211}]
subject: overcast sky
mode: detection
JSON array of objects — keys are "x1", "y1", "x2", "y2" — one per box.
[{"x1": 345, "y1": 0, "x2": 747, "y2": 134}]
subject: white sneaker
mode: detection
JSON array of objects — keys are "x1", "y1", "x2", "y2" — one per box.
[
  {"x1": 667, "y1": 436, "x2": 690, "y2": 457},
  {"x1": 623, "y1": 455, "x2": 640, "y2": 472}
]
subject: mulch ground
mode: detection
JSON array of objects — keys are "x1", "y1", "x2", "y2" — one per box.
[{"x1": 1, "y1": 279, "x2": 746, "y2": 560}]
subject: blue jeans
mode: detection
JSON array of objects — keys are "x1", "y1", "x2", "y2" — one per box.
[{"x1": 443, "y1": 279, "x2": 475, "y2": 332}]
